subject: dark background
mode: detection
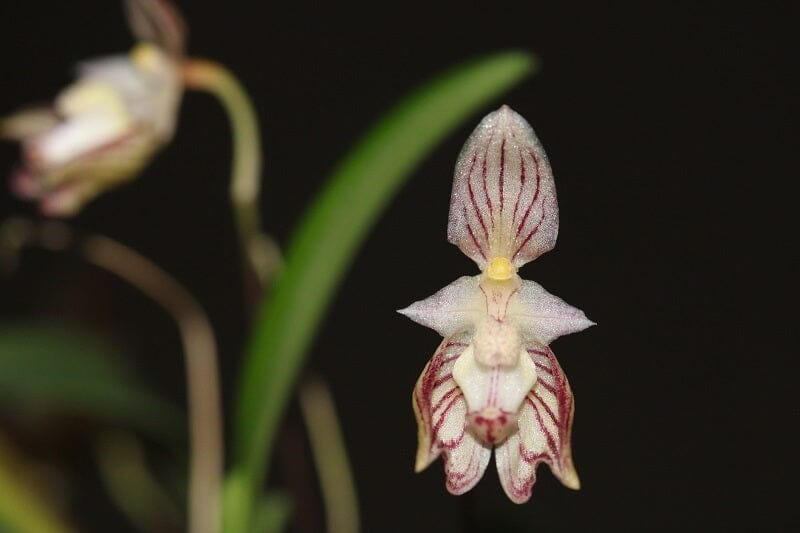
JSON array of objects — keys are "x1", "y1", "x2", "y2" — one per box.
[{"x1": 0, "y1": 1, "x2": 796, "y2": 531}]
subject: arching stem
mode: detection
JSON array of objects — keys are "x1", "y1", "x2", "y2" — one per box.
[
  {"x1": 182, "y1": 59, "x2": 360, "y2": 533},
  {"x1": 183, "y1": 59, "x2": 280, "y2": 286}
]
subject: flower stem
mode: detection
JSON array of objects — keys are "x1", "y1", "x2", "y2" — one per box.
[
  {"x1": 298, "y1": 376, "x2": 360, "y2": 533},
  {"x1": 0, "y1": 218, "x2": 223, "y2": 533},
  {"x1": 182, "y1": 59, "x2": 280, "y2": 286},
  {"x1": 94, "y1": 432, "x2": 181, "y2": 531},
  {"x1": 183, "y1": 58, "x2": 360, "y2": 533}
]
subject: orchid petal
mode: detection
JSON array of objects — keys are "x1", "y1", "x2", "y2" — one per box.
[
  {"x1": 35, "y1": 129, "x2": 157, "y2": 217},
  {"x1": 447, "y1": 106, "x2": 558, "y2": 269},
  {"x1": 398, "y1": 276, "x2": 482, "y2": 338},
  {"x1": 443, "y1": 431, "x2": 492, "y2": 496},
  {"x1": 510, "y1": 280, "x2": 595, "y2": 345},
  {"x1": 412, "y1": 334, "x2": 470, "y2": 472},
  {"x1": 30, "y1": 112, "x2": 131, "y2": 170},
  {"x1": 72, "y1": 58, "x2": 153, "y2": 110},
  {"x1": 75, "y1": 48, "x2": 181, "y2": 142},
  {"x1": 496, "y1": 345, "x2": 579, "y2": 503},
  {"x1": 0, "y1": 108, "x2": 59, "y2": 140},
  {"x1": 124, "y1": 0, "x2": 186, "y2": 57},
  {"x1": 412, "y1": 333, "x2": 493, "y2": 496},
  {"x1": 414, "y1": 339, "x2": 493, "y2": 495}
]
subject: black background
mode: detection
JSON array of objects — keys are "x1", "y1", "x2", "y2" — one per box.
[{"x1": 0, "y1": 1, "x2": 796, "y2": 531}]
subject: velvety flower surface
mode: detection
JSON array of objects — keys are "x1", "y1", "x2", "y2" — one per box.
[
  {"x1": 399, "y1": 106, "x2": 593, "y2": 503},
  {"x1": 0, "y1": 0, "x2": 185, "y2": 216}
]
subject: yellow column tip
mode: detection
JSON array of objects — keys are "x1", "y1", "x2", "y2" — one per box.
[
  {"x1": 486, "y1": 257, "x2": 515, "y2": 280},
  {"x1": 130, "y1": 42, "x2": 161, "y2": 70}
]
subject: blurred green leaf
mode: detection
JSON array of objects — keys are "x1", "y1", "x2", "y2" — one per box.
[
  {"x1": 227, "y1": 50, "x2": 537, "y2": 529},
  {"x1": 0, "y1": 433, "x2": 74, "y2": 533},
  {"x1": 251, "y1": 491, "x2": 291, "y2": 533},
  {"x1": 0, "y1": 323, "x2": 185, "y2": 450}
]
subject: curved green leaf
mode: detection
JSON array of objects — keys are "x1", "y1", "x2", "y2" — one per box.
[
  {"x1": 228, "y1": 50, "x2": 537, "y2": 529},
  {"x1": 0, "y1": 323, "x2": 185, "y2": 450}
]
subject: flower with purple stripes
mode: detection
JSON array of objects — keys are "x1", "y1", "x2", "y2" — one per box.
[
  {"x1": 0, "y1": 0, "x2": 185, "y2": 216},
  {"x1": 399, "y1": 105, "x2": 594, "y2": 503}
]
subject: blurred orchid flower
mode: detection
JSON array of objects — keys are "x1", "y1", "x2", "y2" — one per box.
[
  {"x1": 399, "y1": 106, "x2": 594, "y2": 503},
  {"x1": 0, "y1": 0, "x2": 185, "y2": 216}
]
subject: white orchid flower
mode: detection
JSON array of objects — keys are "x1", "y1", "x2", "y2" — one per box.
[
  {"x1": 0, "y1": 0, "x2": 185, "y2": 216},
  {"x1": 399, "y1": 105, "x2": 594, "y2": 503}
]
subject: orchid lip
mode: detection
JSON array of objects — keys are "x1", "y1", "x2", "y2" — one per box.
[{"x1": 467, "y1": 407, "x2": 518, "y2": 444}]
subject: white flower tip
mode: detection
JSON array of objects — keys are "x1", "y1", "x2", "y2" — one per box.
[
  {"x1": 555, "y1": 446, "x2": 581, "y2": 491},
  {"x1": 493, "y1": 105, "x2": 526, "y2": 130},
  {"x1": 563, "y1": 467, "x2": 581, "y2": 490},
  {"x1": 414, "y1": 450, "x2": 433, "y2": 474},
  {"x1": 397, "y1": 301, "x2": 449, "y2": 335},
  {"x1": 396, "y1": 304, "x2": 420, "y2": 321},
  {"x1": 547, "y1": 313, "x2": 595, "y2": 343}
]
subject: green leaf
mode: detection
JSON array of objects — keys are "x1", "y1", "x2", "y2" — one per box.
[
  {"x1": 0, "y1": 434, "x2": 74, "y2": 533},
  {"x1": 227, "y1": 50, "x2": 537, "y2": 528},
  {"x1": 250, "y1": 491, "x2": 291, "y2": 533},
  {"x1": 0, "y1": 323, "x2": 185, "y2": 450}
]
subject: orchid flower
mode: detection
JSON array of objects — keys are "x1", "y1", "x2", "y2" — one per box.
[
  {"x1": 0, "y1": 0, "x2": 185, "y2": 216},
  {"x1": 399, "y1": 106, "x2": 594, "y2": 503}
]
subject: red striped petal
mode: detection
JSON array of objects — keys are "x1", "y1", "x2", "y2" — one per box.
[
  {"x1": 496, "y1": 345, "x2": 579, "y2": 503},
  {"x1": 412, "y1": 333, "x2": 492, "y2": 495},
  {"x1": 413, "y1": 334, "x2": 471, "y2": 472},
  {"x1": 447, "y1": 106, "x2": 558, "y2": 269},
  {"x1": 443, "y1": 431, "x2": 491, "y2": 496}
]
